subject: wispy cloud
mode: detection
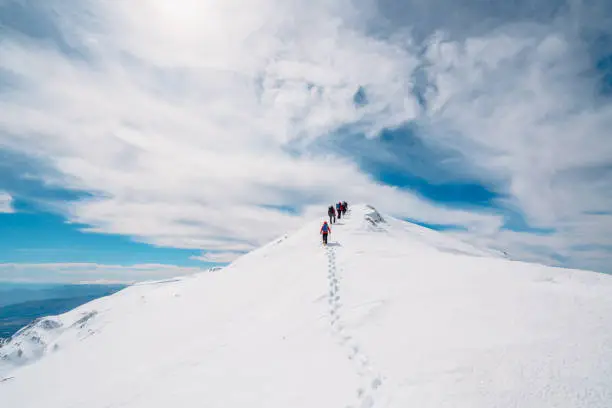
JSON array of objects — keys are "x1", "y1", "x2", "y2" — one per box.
[
  {"x1": 0, "y1": 191, "x2": 14, "y2": 213},
  {"x1": 0, "y1": 0, "x2": 501, "y2": 248},
  {"x1": 407, "y1": 2, "x2": 612, "y2": 273},
  {"x1": 1, "y1": 0, "x2": 611, "y2": 273},
  {"x1": 0, "y1": 262, "x2": 208, "y2": 284}
]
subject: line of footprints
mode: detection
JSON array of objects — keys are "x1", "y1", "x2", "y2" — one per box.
[{"x1": 326, "y1": 247, "x2": 383, "y2": 408}]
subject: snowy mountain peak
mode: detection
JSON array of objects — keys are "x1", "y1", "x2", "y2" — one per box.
[{"x1": 1, "y1": 205, "x2": 612, "y2": 407}]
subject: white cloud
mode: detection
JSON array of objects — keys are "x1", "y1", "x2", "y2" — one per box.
[
  {"x1": 0, "y1": 0, "x2": 611, "y2": 273},
  {"x1": 413, "y1": 16, "x2": 612, "y2": 272},
  {"x1": 77, "y1": 279, "x2": 134, "y2": 285},
  {"x1": 0, "y1": 192, "x2": 14, "y2": 213},
  {"x1": 0, "y1": 0, "x2": 501, "y2": 249},
  {"x1": 0, "y1": 263, "x2": 207, "y2": 284},
  {"x1": 422, "y1": 30, "x2": 612, "y2": 220}
]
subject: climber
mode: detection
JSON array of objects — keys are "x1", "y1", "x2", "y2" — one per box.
[
  {"x1": 342, "y1": 201, "x2": 348, "y2": 216},
  {"x1": 336, "y1": 202, "x2": 342, "y2": 220},
  {"x1": 320, "y1": 221, "x2": 331, "y2": 245},
  {"x1": 328, "y1": 205, "x2": 336, "y2": 224}
]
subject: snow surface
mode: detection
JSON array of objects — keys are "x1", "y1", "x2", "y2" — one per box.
[{"x1": 1, "y1": 204, "x2": 611, "y2": 407}]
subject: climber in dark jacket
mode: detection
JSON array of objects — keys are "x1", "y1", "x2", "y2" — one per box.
[{"x1": 328, "y1": 205, "x2": 336, "y2": 224}]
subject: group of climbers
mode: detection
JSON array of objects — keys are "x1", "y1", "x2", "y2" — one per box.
[
  {"x1": 327, "y1": 201, "x2": 348, "y2": 224},
  {"x1": 321, "y1": 201, "x2": 348, "y2": 245}
]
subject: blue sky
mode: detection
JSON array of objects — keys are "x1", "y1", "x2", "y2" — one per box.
[{"x1": 1, "y1": 0, "x2": 612, "y2": 282}]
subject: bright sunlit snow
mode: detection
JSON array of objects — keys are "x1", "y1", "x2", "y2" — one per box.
[{"x1": 1, "y1": 205, "x2": 611, "y2": 407}]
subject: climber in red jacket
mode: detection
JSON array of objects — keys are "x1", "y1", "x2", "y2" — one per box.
[{"x1": 320, "y1": 221, "x2": 331, "y2": 245}]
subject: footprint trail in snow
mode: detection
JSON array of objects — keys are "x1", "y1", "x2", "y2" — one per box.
[{"x1": 326, "y1": 245, "x2": 384, "y2": 408}]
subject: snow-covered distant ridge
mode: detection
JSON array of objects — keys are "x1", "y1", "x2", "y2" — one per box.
[
  {"x1": 0, "y1": 266, "x2": 224, "y2": 374},
  {"x1": 0, "y1": 299, "x2": 102, "y2": 375}
]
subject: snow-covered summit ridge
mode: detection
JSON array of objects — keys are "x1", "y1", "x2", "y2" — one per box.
[
  {"x1": 1, "y1": 204, "x2": 612, "y2": 407},
  {"x1": 244, "y1": 203, "x2": 503, "y2": 263},
  {"x1": 0, "y1": 204, "x2": 493, "y2": 373}
]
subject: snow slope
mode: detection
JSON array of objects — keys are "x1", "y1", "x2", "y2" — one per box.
[{"x1": 1, "y1": 204, "x2": 611, "y2": 407}]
